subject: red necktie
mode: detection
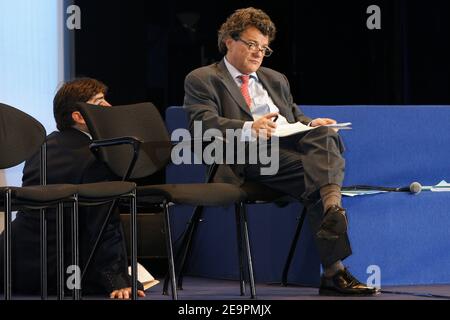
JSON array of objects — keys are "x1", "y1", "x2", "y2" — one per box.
[{"x1": 239, "y1": 75, "x2": 252, "y2": 109}]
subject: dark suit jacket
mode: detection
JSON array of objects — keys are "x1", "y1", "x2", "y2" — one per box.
[
  {"x1": 184, "y1": 59, "x2": 312, "y2": 184},
  {"x1": 0, "y1": 128, "x2": 135, "y2": 294}
]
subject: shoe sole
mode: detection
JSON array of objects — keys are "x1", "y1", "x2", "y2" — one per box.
[{"x1": 319, "y1": 287, "x2": 380, "y2": 297}]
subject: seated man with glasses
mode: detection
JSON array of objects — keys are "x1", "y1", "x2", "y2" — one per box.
[{"x1": 183, "y1": 7, "x2": 378, "y2": 296}]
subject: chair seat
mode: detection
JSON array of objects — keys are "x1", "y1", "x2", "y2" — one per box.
[
  {"x1": 240, "y1": 181, "x2": 296, "y2": 203},
  {"x1": 77, "y1": 181, "x2": 136, "y2": 200},
  {"x1": 137, "y1": 183, "x2": 245, "y2": 206},
  {"x1": 2, "y1": 184, "x2": 77, "y2": 202}
]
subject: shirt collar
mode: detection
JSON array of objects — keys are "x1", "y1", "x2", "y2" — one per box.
[
  {"x1": 224, "y1": 57, "x2": 258, "y2": 82},
  {"x1": 73, "y1": 127, "x2": 93, "y2": 140}
]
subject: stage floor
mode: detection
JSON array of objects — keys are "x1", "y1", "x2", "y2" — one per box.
[
  {"x1": 142, "y1": 276, "x2": 450, "y2": 300},
  {"x1": 3, "y1": 276, "x2": 449, "y2": 300}
]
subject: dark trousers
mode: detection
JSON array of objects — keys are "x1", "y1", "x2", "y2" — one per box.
[
  {"x1": 244, "y1": 126, "x2": 352, "y2": 267},
  {"x1": 0, "y1": 205, "x2": 129, "y2": 295}
]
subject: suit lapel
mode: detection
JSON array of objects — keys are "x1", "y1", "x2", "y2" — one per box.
[{"x1": 216, "y1": 60, "x2": 253, "y2": 118}]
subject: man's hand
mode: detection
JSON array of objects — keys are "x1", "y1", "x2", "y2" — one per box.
[
  {"x1": 110, "y1": 287, "x2": 146, "y2": 300},
  {"x1": 251, "y1": 112, "x2": 279, "y2": 139},
  {"x1": 310, "y1": 118, "x2": 339, "y2": 132},
  {"x1": 310, "y1": 118, "x2": 337, "y2": 127}
]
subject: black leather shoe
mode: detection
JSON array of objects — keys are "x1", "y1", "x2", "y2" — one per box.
[
  {"x1": 316, "y1": 205, "x2": 348, "y2": 240},
  {"x1": 319, "y1": 269, "x2": 380, "y2": 296}
]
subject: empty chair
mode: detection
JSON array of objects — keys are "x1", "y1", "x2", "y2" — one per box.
[
  {"x1": 0, "y1": 102, "x2": 77, "y2": 300},
  {"x1": 77, "y1": 102, "x2": 254, "y2": 299},
  {"x1": 173, "y1": 170, "x2": 309, "y2": 291},
  {"x1": 0, "y1": 103, "x2": 139, "y2": 300}
]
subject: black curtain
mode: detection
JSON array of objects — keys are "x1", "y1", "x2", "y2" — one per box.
[{"x1": 74, "y1": 0, "x2": 450, "y2": 108}]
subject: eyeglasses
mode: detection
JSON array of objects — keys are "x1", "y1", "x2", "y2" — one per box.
[{"x1": 236, "y1": 38, "x2": 273, "y2": 57}]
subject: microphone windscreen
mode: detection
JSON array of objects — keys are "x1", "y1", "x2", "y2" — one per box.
[{"x1": 409, "y1": 182, "x2": 422, "y2": 194}]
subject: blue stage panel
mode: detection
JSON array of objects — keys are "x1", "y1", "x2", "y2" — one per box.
[{"x1": 166, "y1": 105, "x2": 450, "y2": 285}]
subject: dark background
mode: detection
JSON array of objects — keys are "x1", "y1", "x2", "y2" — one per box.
[{"x1": 74, "y1": 0, "x2": 450, "y2": 110}]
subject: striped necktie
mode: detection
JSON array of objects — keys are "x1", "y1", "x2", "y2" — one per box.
[{"x1": 239, "y1": 75, "x2": 252, "y2": 109}]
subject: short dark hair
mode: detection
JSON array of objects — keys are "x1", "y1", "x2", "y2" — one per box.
[
  {"x1": 53, "y1": 78, "x2": 108, "y2": 131},
  {"x1": 218, "y1": 7, "x2": 276, "y2": 55}
]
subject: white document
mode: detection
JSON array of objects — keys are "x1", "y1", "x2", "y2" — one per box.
[
  {"x1": 128, "y1": 263, "x2": 160, "y2": 290},
  {"x1": 431, "y1": 180, "x2": 450, "y2": 192},
  {"x1": 341, "y1": 190, "x2": 387, "y2": 197},
  {"x1": 325, "y1": 122, "x2": 352, "y2": 129},
  {"x1": 273, "y1": 122, "x2": 352, "y2": 138},
  {"x1": 273, "y1": 122, "x2": 314, "y2": 137}
]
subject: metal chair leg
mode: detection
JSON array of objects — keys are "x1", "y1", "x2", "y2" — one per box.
[
  {"x1": 235, "y1": 203, "x2": 246, "y2": 296},
  {"x1": 240, "y1": 202, "x2": 256, "y2": 299},
  {"x1": 130, "y1": 191, "x2": 138, "y2": 300},
  {"x1": 4, "y1": 189, "x2": 12, "y2": 300},
  {"x1": 281, "y1": 206, "x2": 307, "y2": 286},
  {"x1": 162, "y1": 164, "x2": 217, "y2": 295},
  {"x1": 162, "y1": 205, "x2": 203, "y2": 294},
  {"x1": 56, "y1": 202, "x2": 65, "y2": 300},
  {"x1": 39, "y1": 142, "x2": 48, "y2": 300},
  {"x1": 162, "y1": 202, "x2": 178, "y2": 300},
  {"x1": 40, "y1": 208, "x2": 47, "y2": 300},
  {"x1": 71, "y1": 195, "x2": 80, "y2": 300},
  {"x1": 176, "y1": 206, "x2": 203, "y2": 290},
  {"x1": 80, "y1": 200, "x2": 117, "y2": 284}
]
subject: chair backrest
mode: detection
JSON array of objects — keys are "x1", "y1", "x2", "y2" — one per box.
[
  {"x1": 0, "y1": 103, "x2": 46, "y2": 169},
  {"x1": 78, "y1": 102, "x2": 172, "y2": 179}
]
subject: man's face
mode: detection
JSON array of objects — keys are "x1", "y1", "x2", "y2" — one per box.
[
  {"x1": 87, "y1": 92, "x2": 111, "y2": 107},
  {"x1": 225, "y1": 26, "x2": 270, "y2": 74},
  {"x1": 71, "y1": 92, "x2": 111, "y2": 132}
]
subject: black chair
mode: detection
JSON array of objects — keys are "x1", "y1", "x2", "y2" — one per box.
[
  {"x1": 0, "y1": 102, "x2": 77, "y2": 300},
  {"x1": 244, "y1": 182, "x2": 312, "y2": 287},
  {"x1": 77, "y1": 102, "x2": 254, "y2": 300},
  {"x1": 75, "y1": 181, "x2": 138, "y2": 299},
  {"x1": 0, "y1": 103, "x2": 139, "y2": 300},
  {"x1": 173, "y1": 173, "x2": 310, "y2": 291}
]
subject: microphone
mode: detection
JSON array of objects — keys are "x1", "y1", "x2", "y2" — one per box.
[
  {"x1": 342, "y1": 182, "x2": 431, "y2": 194},
  {"x1": 395, "y1": 182, "x2": 422, "y2": 194}
]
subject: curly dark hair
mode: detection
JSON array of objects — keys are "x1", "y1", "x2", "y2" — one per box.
[
  {"x1": 218, "y1": 7, "x2": 276, "y2": 54},
  {"x1": 53, "y1": 78, "x2": 108, "y2": 131}
]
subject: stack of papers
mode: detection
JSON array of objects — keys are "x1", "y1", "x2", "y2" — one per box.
[
  {"x1": 274, "y1": 122, "x2": 313, "y2": 137},
  {"x1": 274, "y1": 122, "x2": 352, "y2": 137},
  {"x1": 341, "y1": 190, "x2": 387, "y2": 197}
]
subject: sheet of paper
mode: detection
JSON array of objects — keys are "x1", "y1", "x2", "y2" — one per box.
[
  {"x1": 431, "y1": 180, "x2": 450, "y2": 192},
  {"x1": 325, "y1": 122, "x2": 352, "y2": 129},
  {"x1": 273, "y1": 122, "x2": 352, "y2": 137},
  {"x1": 341, "y1": 190, "x2": 388, "y2": 197},
  {"x1": 128, "y1": 263, "x2": 160, "y2": 290},
  {"x1": 273, "y1": 122, "x2": 315, "y2": 137}
]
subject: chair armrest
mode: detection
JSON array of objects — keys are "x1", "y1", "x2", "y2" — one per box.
[
  {"x1": 170, "y1": 135, "x2": 229, "y2": 147},
  {"x1": 89, "y1": 136, "x2": 144, "y2": 181},
  {"x1": 89, "y1": 136, "x2": 143, "y2": 151}
]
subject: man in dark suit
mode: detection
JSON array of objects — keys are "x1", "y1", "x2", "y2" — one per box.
[
  {"x1": 0, "y1": 78, "x2": 144, "y2": 299},
  {"x1": 184, "y1": 7, "x2": 378, "y2": 295}
]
